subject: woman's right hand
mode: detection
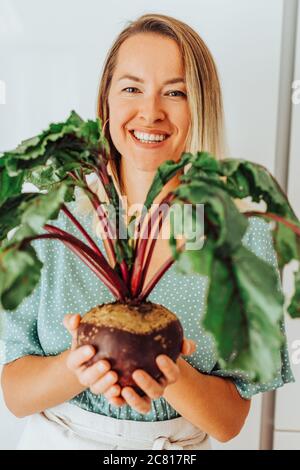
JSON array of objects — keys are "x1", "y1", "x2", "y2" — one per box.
[{"x1": 63, "y1": 314, "x2": 123, "y2": 404}]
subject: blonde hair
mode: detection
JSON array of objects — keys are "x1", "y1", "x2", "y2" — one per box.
[{"x1": 74, "y1": 13, "x2": 229, "y2": 234}]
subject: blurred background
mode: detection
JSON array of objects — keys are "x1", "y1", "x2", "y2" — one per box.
[{"x1": 0, "y1": 0, "x2": 299, "y2": 450}]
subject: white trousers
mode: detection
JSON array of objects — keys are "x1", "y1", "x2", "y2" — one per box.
[{"x1": 17, "y1": 402, "x2": 211, "y2": 450}]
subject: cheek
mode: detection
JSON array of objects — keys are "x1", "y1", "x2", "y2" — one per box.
[
  {"x1": 110, "y1": 95, "x2": 133, "y2": 118},
  {"x1": 171, "y1": 104, "x2": 190, "y2": 132},
  {"x1": 108, "y1": 116, "x2": 130, "y2": 153},
  {"x1": 182, "y1": 105, "x2": 191, "y2": 131},
  {"x1": 176, "y1": 117, "x2": 191, "y2": 144},
  {"x1": 110, "y1": 112, "x2": 132, "y2": 140},
  {"x1": 108, "y1": 106, "x2": 128, "y2": 136}
]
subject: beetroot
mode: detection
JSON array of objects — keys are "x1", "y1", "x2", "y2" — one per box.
[{"x1": 77, "y1": 301, "x2": 183, "y2": 395}]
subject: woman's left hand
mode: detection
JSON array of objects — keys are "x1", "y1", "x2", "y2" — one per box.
[{"x1": 103, "y1": 338, "x2": 196, "y2": 414}]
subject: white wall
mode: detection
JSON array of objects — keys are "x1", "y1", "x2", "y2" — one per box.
[{"x1": 0, "y1": 0, "x2": 298, "y2": 450}]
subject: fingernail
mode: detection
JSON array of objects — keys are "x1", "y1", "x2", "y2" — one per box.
[
  {"x1": 133, "y1": 371, "x2": 144, "y2": 382},
  {"x1": 83, "y1": 346, "x2": 93, "y2": 356},
  {"x1": 97, "y1": 362, "x2": 108, "y2": 373},
  {"x1": 157, "y1": 356, "x2": 168, "y2": 367}
]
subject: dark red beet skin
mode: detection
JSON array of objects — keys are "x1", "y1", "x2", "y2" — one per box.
[{"x1": 76, "y1": 302, "x2": 184, "y2": 396}]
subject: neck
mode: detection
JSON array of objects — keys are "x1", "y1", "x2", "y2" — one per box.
[{"x1": 119, "y1": 158, "x2": 182, "y2": 212}]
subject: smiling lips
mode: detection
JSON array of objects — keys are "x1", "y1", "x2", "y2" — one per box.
[{"x1": 129, "y1": 129, "x2": 170, "y2": 148}]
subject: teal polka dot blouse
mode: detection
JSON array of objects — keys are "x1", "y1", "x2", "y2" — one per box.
[{"x1": 0, "y1": 201, "x2": 295, "y2": 421}]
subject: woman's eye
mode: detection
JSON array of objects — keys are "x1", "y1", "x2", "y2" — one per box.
[
  {"x1": 167, "y1": 90, "x2": 186, "y2": 97},
  {"x1": 122, "y1": 88, "x2": 186, "y2": 97},
  {"x1": 122, "y1": 87, "x2": 139, "y2": 93}
]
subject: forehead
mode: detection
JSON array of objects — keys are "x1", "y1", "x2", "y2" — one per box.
[{"x1": 114, "y1": 33, "x2": 185, "y2": 78}]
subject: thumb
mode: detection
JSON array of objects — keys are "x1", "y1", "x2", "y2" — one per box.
[
  {"x1": 63, "y1": 314, "x2": 81, "y2": 350},
  {"x1": 181, "y1": 338, "x2": 197, "y2": 356}
]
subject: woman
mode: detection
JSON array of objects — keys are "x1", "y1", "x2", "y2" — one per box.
[{"x1": 0, "y1": 13, "x2": 295, "y2": 450}]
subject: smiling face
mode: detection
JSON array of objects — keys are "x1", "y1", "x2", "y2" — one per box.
[{"x1": 108, "y1": 33, "x2": 191, "y2": 172}]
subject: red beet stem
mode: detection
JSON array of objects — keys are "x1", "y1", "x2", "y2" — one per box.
[
  {"x1": 43, "y1": 224, "x2": 129, "y2": 298},
  {"x1": 138, "y1": 256, "x2": 175, "y2": 301},
  {"x1": 61, "y1": 204, "x2": 103, "y2": 257},
  {"x1": 138, "y1": 242, "x2": 185, "y2": 301},
  {"x1": 67, "y1": 169, "x2": 130, "y2": 286},
  {"x1": 131, "y1": 193, "x2": 175, "y2": 297},
  {"x1": 137, "y1": 204, "x2": 171, "y2": 296},
  {"x1": 244, "y1": 211, "x2": 300, "y2": 236},
  {"x1": 20, "y1": 232, "x2": 125, "y2": 300},
  {"x1": 90, "y1": 161, "x2": 130, "y2": 285},
  {"x1": 86, "y1": 188, "x2": 130, "y2": 284},
  {"x1": 66, "y1": 171, "x2": 80, "y2": 183}
]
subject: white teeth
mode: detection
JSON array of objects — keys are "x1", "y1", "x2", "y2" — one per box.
[{"x1": 132, "y1": 130, "x2": 168, "y2": 142}]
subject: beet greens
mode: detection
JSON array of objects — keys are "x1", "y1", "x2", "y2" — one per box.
[{"x1": 1, "y1": 110, "x2": 300, "y2": 382}]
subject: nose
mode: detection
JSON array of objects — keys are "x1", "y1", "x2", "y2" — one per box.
[{"x1": 137, "y1": 94, "x2": 166, "y2": 124}]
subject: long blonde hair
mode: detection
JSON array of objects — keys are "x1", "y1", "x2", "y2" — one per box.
[{"x1": 74, "y1": 13, "x2": 228, "y2": 234}]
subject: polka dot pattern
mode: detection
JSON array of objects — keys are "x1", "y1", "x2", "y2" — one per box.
[{"x1": 0, "y1": 202, "x2": 295, "y2": 421}]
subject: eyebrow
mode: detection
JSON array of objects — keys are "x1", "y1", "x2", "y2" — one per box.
[{"x1": 117, "y1": 74, "x2": 186, "y2": 85}]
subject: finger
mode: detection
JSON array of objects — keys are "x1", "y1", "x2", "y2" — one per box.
[
  {"x1": 156, "y1": 355, "x2": 180, "y2": 385},
  {"x1": 107, "y1": 396, "x2": 127, "y2": 407},
  {"x1": 104, "y1": 384, "x2": 121, "y2": 400},
  {"x1": 66, "y1": 345, "x2": 95, "y2": 371},
  {"x1": 132, "y1": 370, "x2": 164, "y2": 400},
  {"x1": 78, "y1": 360, "x2": 111, "y2": 387},
  {"x1": 89, "y1": 370, "x2": 118, "y2": 395},
  {"x1": 63, "y1": 314, "x2": 81, "y2": 334},
  {"x1": 181, "y1": 338, "x2": 197, "y2": 356},
  {"x1": 121, "y1": 387, "x2": 152, "y2": 415},
  {"x1": 63, "y1": 314, "x2": 81, "y2": 349}
]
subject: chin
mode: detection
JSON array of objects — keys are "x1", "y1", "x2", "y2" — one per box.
[
  {"x1": 133, "y1": 159, "x2": 167, "y2": 172},
  {"x1": 131, "y1": 153, "x2": 178, "y2": 171}
]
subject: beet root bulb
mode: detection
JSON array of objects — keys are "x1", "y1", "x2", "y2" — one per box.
[{"x1": 76, "y1": 301, "x2": 184, "y2": 395}]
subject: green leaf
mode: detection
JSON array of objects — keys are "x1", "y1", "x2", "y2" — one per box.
[
  {"x1": 175, "y1": 240, "x2": 214, "y2": 277},
  {"x1": 179, "y1": 152, "x2": 232, "y2": 196},
  {"x1": 0, "y1": 111, "x2": 103, "y2": 189},
  {"x1": 0, "y1": 166, "x2": 24, "y2": 206},
  {"x1": 0, "y1": 245, "x2": 43, "y2": 311},
  {"x1": 0, "y1": 182, "x2": 86, "y2": 311},
  {"x1": 288, "y1": 268, "x2": 300, "y2": 318},
  {"x1": 220, "y1": 159, "x2": 298, "y2": 221},
  {"x1": 169, "y1": 200, "x2": 212, "y2": 276},
  {"x1": 203, "y1": 257, "x2": 246, "y2": 361},
  {"x1": 203, "y1": 245, "x2": 284, "y2": 382},
  {"x1": 174, "y1": 181, "x2": 248, "y2": 254},
  {"x1": 0, "y1": 184, "x2": 70, "y2": 245},
  {"x1": 0, "y1": 193, "x2": 37, "y2": 242},
  {"x1": 143, "y1": 152, "x2": 193, "y2": 209},
  {"x1": 273, "y1": 221, "x2": 300, "y2": 269}
]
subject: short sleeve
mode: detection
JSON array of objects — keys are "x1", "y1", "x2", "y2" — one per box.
[
  {"x1": 0, "y1": 240, "x2": 45, "y2": 365},
  {"x1": 210, "y1": 217, "x2": 296, "y2": 400}
]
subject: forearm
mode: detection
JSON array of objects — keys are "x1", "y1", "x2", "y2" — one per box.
[
  {"x1": 163, "y1": 358, "x2": 251, "y2": 442},
  {"x1": 1, "y1": 351, "x2": 86, "y2": 418}
]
